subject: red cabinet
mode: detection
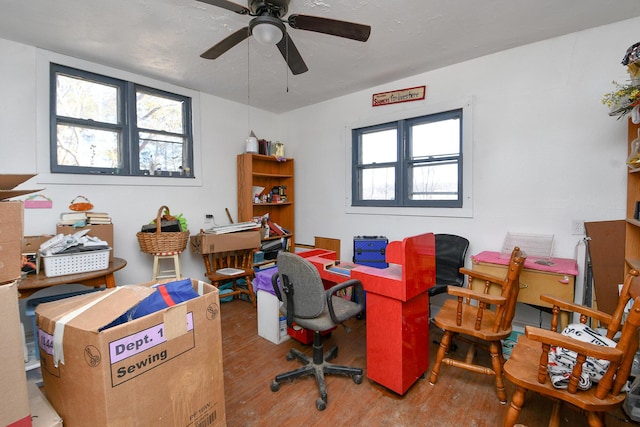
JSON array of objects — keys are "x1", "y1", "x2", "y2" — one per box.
[{"x1": 303, "y1": 233, "x2": 436, "y2": 395}]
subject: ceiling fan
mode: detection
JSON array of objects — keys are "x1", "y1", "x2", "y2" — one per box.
[{"x1": 197, "y1": 0, "x2": 371, "y2": 75}]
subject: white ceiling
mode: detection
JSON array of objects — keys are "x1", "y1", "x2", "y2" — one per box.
[{"x1": 1, "y1": 0, "x2": 640, "y2": 114}]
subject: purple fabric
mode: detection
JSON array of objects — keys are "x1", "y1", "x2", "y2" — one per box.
[{"x1": 254, "y1": 267, "x2": 278, "y2": 295}]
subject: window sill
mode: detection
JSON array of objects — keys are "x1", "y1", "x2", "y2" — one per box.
[
  {"x1": 34, "y1": 172, "x2": 202, "y2": 188},
  {"x1": 345, "y1": 203, "x2": 473, "y2": 218}
]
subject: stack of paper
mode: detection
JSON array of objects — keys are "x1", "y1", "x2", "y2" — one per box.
[{"x1": 204, "y1": 221, "x2": 259, "y2": 235}]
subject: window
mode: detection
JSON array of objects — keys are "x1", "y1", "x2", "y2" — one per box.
[
  {"x1": 352, "y1": 109, "x2": 463, "y2": 208},
  {"x1": 50, "y1": 64, "x2": 193, "y2": 177}
]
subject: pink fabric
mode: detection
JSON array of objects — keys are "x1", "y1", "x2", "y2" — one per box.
[{"x1": 472, "y1": 251, "x2": 579, "y2": 276}]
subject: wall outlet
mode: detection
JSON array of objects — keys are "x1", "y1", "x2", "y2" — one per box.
[
  {"x1": 204, "y1": 213, "x2": 214, "y2": 224},
  {"x1": 571, "y1": 220, "x2": 585, "y2": 235}
]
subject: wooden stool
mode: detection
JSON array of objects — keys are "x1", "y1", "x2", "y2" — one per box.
[{"x1": 152, "y1": 251, "x2": 182, "y2": 280}]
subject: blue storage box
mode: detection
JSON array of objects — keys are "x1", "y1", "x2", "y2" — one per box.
[{"x1": 353, "y1": 235, "x2": 389, "y2": 268}]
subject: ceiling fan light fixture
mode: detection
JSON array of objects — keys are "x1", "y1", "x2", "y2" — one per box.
[{"x1": 250, "y1": 16, "x2": 285, "y2": 45}]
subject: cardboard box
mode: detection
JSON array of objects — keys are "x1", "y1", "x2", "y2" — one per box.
[
  {"x1": 0, "y1": 174, "x2": 42, "y2": 283},
  {"x1": 0, "y1": 174, "x2": 42, "y2": 200},
  {"x1": 36, "y1": 279, "x2": 226, "y2": 427},
  {"x1": 0, "y1": 281, "x2": 32, "y2": 427},
  {"x1": 28, "y1": 382, "x2": 62, "y2": 427},
  {"x1": 0, "y1": 202, "x2": 25, "y2": 283},
  {"x1": 23, "y1": 235, "x2": 55, "y2": 254},
  {"x1": 56, "y1": 224, "x2": 114, "y2": 260},
  {"x1": 190, "y1": 230, "x2": 261, "y2": 254}
]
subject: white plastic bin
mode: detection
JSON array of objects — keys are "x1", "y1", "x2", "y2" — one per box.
[{"x1": 257, "y1": 290, "x2": 289, "y2": 344}]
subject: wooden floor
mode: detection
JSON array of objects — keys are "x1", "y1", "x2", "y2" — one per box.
[{"x1": 220, "y1": 299, "x2": 638, "y2": 427}]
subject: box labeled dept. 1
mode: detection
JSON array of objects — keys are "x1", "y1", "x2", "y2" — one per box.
[{"x1": 36, "y1": 279, "x2": 226, "y2": 427}]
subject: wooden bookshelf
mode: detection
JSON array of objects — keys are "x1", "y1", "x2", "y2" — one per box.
[
  {"x1": 626, "y1": 120, "x2": 640, "y2": 273},
  {"x1": 237, "y1": 153, "x2": 294, "y2": 251}
]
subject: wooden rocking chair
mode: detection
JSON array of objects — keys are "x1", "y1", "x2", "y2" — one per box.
[{"x1": 503, "y1": 270, "x2": 640, "y2": 427}]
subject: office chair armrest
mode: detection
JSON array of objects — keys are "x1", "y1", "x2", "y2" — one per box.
[
  {"x1": 539, "y1": 293, "x2": 614, "y2": 327},
  {"x1": 459, "y1": 267, "x2": 504, "y2": 288},
  {"x1": 271, "y1": 272, "x2": 283, "y2": 302},
  {"x1": 326, "y1": 279, "x2": 365, "y2": 324},
  {"x1": 447, "y1": 285, "x2": 506, "y2": 306}
]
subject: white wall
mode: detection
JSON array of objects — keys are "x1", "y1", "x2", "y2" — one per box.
[{"x1": 0, "y1": 38, "x2": 283, "y2": 287}]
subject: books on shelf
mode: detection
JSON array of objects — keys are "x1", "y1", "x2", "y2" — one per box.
[
  {"x1": 254, "y1": 261, "x2": 276, "y2": 271},
  {"x1": 267, "y1": 220, "x2": 284, "y2": 236},
  {"x1": 251, "y1": 213, "x2": 291, "y2": 239}
]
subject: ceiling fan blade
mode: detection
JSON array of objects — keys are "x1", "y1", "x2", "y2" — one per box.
[
  {"x1": 287, "y1": 14, "x2": 371, "y2": 42},
  {"x1": 195, "y1": 0, "x2": 250, "y2": 15},
  {"x1": 276, "y1": 33, "x2": 308, "y2": 75},
  {"x1": 200, "y1": 27, "x2": 250, "y2": 59}
]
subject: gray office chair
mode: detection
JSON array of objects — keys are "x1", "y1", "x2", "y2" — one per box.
[{"x1": 270, "y1": 252, "x2": 365, "y2": 411}]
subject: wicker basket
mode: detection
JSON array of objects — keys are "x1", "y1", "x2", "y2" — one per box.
[{"x1": 136, "y1": 205, "x2": 190, "y2": 254}]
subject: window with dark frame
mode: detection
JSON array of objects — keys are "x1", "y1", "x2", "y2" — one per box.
[
  {"x1": 50, "y1": 63, "x2": 194, "y2": 178},
  {"x1": 352, "y1": 109, "x2": 463, "y2": 208}
]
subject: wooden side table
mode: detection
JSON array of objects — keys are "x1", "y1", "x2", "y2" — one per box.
[{"x1": 18, "y1": 257, "x2": 127, "y2": 298}]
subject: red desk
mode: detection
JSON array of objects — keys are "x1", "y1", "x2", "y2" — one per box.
[{"x1": 303, "y1": 233, "x2": 436, "y2": 395}]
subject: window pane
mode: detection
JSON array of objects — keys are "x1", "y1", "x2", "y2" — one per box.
[
  {"x1": 56, "y1": 74, "x2": 118, "y2": 124},
  {"x1": 409, "y1": 162, "x2": 458, "y2": 200},
  {"x1": 139, "y1": 132, "x2": 186, "y2": 173},
  {"x1": 411, "y1": 118, "x2": 460, "y2": 159},
  {"x1": 361, "y1": 129, "x2": 397, "y2": 164},
  {"x1": 362, "y1": 167, "x2": 395, "y2": 200},
  {"x1": 56, "y1": 124, "x2": 120, "y2": 167},
  {"x1": 137, "y1": 91, "x2": 184, "y2": 133}
]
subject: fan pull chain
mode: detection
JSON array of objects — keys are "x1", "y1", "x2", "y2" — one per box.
[{"x1": 285, "y1": 32, "x2": 289, "y2": 93}]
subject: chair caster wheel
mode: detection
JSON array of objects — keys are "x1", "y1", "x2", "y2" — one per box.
[
  {"x1": 353, "y1": 374, "x2": 363, "y2": 384},
  {"x1": 286, "y1": 352, "x2": 295, "y2": 361},
  {"x1": 270, "y1": 381, "x2": 280, "y2": 392},
  {"x1": 316, "y1": 398, "x2": 326, "y2": 411}
]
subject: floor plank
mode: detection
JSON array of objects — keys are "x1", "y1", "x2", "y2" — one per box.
[{"x1": 220, "y1": 299, "x2": 638, "y2": 426}]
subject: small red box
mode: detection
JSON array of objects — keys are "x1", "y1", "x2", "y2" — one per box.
[{"x1": 287, "y1": 323, "x2": 335, "y2": 344}]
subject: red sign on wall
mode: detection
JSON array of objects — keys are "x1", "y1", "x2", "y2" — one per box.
[{"x1": 372, "y1": 86, "x2": 426, "y2": 107}]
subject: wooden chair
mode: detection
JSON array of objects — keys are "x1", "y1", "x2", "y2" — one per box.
[
  {"x1": 503, "y1": 270, "x2": 640, "y2": 427},
  {"x1": 429, "y1": 247, "x2": 526, "y2": 403},
  {"x1": 201, "y1": 248, "x2": 256, "y2": 307}
]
